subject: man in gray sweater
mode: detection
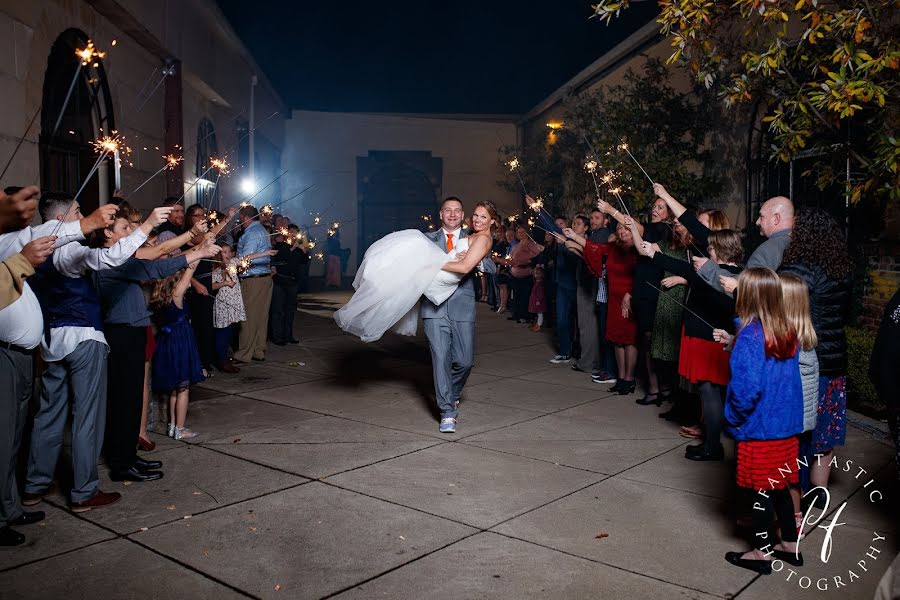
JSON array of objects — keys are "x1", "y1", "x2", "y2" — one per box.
[{"x1": 694, "y1": 196, "x2": 794, "y2": 294}]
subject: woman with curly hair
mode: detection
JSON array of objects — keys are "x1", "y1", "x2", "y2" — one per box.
[{"x1": 780, "y1": 207, "x2": 852, "y2": 506}]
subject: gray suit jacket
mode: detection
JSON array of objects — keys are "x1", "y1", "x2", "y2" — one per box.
[{"x1": 419, "y1": 229, "x2": 497, "y2": 322}]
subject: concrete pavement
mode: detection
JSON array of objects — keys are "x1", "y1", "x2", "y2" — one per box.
[{"x1": 1, "y1": 292, "x2": 896, "y2": 599}]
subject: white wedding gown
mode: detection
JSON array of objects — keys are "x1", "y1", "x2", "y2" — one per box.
[{"x1": 333, "y1": 230, "x2": 466, "y2": 342}]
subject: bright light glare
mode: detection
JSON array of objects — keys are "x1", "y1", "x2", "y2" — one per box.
[{"x1": 240, "y1": 178, "x2": 256, "y2": 194}]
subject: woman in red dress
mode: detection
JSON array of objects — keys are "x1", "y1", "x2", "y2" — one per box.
[{"x1": 563, "y1": 220, "x2": 638, "y2": 394}]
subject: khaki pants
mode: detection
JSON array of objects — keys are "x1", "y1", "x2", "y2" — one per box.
[{"x1": 235, "y1": 275, "x2": 273, "y2": 362}]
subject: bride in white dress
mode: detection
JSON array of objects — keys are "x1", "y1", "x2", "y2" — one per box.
[{"x1": 334, "y1": 202, "x2": 498, "y2": 342}]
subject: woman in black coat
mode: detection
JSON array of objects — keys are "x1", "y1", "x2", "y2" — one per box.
[{"x1": 780, "y1": 207, "x2": 852, "y2": 500}]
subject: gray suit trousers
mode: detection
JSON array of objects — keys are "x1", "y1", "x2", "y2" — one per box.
[
  {"x1": 575, "y1": 284, "x2": 600, "y2": 373},
  {"x1": 0, "y1": 346, "x2": 32, "y2": 527},
  {"x1": 26, "y1": 340, "x2": 107, "y2": 503},
  {"x1": 423, "y1": 316, "x2": 475, "y2": 419}
]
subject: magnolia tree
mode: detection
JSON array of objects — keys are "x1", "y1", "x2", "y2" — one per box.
[
  {"x1": 500, "y1": 59, "x2": 725, "y2": 218},
  {"x1": 591, "y1": 0, "x2": 900, "y2": 203}
]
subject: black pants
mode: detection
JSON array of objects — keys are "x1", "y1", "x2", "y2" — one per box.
[
  {"x1": 188, "y1": 294, "x2": 216, "y2": 369},
  {"x1": 751, "y1": 487, "x2": 798, "y2": 549},
  {"x1": 104, "y1": 324, "x2": 145, "y2": 471},
  {"x1": 699, "y1": 381, "x2": 725, "y2": 452},
  {"x1": 510, "y1": 275, "x2": 533, "y2": 321},
  {"x1": 271, "y1": 281, "x2": 298, "y2": 343}
]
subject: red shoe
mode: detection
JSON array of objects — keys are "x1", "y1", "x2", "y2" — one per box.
[
  {"x1": 70, "y1": 491, "x2": 122, "y2": 513},
  {"x1": 137, "y1": 435, "x2": 156, "y2": 452},
  {"x1": 219, "y1": 360, "x2": 240, "y2": 374}
]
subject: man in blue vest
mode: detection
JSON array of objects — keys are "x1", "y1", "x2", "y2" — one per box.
[{"x1": 24, "y1": 194, "x2": 171, "y2": 512}]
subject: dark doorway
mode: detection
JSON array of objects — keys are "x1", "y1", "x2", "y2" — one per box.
[
  {"x1": 39, "y1": 29, "x2": 116, "y2": 213},
  {"x1": 356, "y1": 151, "x2": 442, "y2": 266}
]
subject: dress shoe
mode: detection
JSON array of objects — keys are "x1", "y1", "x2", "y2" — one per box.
[
  {"x1": 134, "y1": 457, "x2": 163, "y2": 471},
  {"x1": 289, "y1": 339, "x2": 300, "y2": 344},
  {"x1": 252, "y1": 356, "x2": 266, "y2": 362},
  {"x1": 272, "y1": 341, "x2": 286, "y2": 346},
  {"x1": 70, "y1": 491, "x2": 122, "y2": 513},
  {"x1": 725, "y1": 551, "x2": 772, "y2": 574},
  {"x1": 21, "y1": 482, "x2": 56, "y2": 506},
  {"x1": 9, "y1": 511, "x2": 44, "y2": 526},
  {"x1": 0, "y1": 526, "x2": 25, "y2": 546},
  {"x1": 137, "y1": 435, "x2": 156, "y2": 451},
  {"x1": 686, "y1": 446, "x2": 724, "y2": 461},
  {"x1": 685, "y1": 443, "x2": 705, "y2": 456},
  {"x1": 616, "y1": 380, "x2": 636, "y2": 395},
  {"x1": 218, "y1": 360, "x2": 240, "y2": 374},
  {"x1": 109, "y1": 466, "x2": 163, "y2": 482},
  {"x1": 773, "y1": 549, "x2": 803, "y2": 566}
]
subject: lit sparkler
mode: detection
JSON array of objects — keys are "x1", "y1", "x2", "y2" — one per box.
[
  {"x1": 506, "y1": 157, "x2": 529, "y2": 196},
  {"x1": 209, "y1": 157, "x2": 230, "y2": 176},
  {"x1": 51, "y1": 40, "x2": 107, "y2": 140},
  {"x1": 125, "y1": 153, "x2": 183, "y2": 201},
  {"x1": 260, "y1": 204, "x2": 274, "y2": 216},
  {"x1": 308, "y1": 241, "x2": 316, "y2": 249},
  {"x1": 617, "y1": 141, "x2": 654, "y2": 186},
  {"x1": 52, "y1": 132, "x2": 123, "y2": 234}
]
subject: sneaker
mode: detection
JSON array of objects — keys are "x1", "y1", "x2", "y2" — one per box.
[
  {"x1": 549, "y1": 355, "x2": 572, "y2": 364},
  {"x1": 174, "y1": 427, "x2": 198, "y2": 440},
  {"x1": 591, "y1": 371, "x2": 617, "y2": 384},
  {"x1": 439, "y1": 418, "x2": 457, "y2": 433},
  {"x1": 70, "y1": 490, "x2": 122, "y2": 513}
]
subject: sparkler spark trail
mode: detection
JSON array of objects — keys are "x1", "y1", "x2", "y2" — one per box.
[{"x1": 645, "y1": 281, "x2": 714, "y2": 330}]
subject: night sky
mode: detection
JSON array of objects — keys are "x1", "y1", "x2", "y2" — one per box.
[{"x1": 215, "y1": 0, "x2": 660, "y2": 114}]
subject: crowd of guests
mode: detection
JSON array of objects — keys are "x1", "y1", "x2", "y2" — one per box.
[
  {"x1": 0, "y1": 185, "x2": 309, "y2": 546},
  {"x1": 474, "y1": 183, "x2": 899, "y2": 574}
]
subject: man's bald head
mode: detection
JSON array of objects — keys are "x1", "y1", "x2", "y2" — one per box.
[{"x1": 756, "y1": 196, "x2": 795, "y2": 238}]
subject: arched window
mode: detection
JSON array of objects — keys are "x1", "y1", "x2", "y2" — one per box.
[
  {"x1": 195, "y1": 118, "x2": 219, "y2": 208},
  {"x1": 40, "y1": 28, "x2": 116, "y2": 212}
]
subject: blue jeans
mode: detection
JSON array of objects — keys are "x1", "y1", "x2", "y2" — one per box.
[{"x1": 556, "y1": 286, "x2": 576, "y2": 356}]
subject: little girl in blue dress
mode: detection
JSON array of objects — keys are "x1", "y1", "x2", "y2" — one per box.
[{"x1": 151, "y1": 262, "x2": 205, "y2": 440}]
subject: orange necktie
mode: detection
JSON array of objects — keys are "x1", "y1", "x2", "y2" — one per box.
[{"x1": 446, "y1": 233, "x2": 454, "y2": 252}]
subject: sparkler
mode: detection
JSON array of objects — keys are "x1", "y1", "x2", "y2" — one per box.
[
  {"x1": 174, "y1": 157, "x2": 229, "y2": 206},
  {"x1": 125, "y1": 154, "x2": 183, "y2": 201},
  {"x1": 244, "y1": 184, "x2": 317, "y2": 224},
  {"x1": 51, "y1": 132, "x2": 122, "y2": 235},
  {"x1": 617, "y1": 142, "x2": 654, "y2": 186},
  {"x1": 0, "y1": 105, "x2": 41, "y2": 183},
  {"x1": 506, "y1": 157, "x2": 529, "y2": 196},
  {"x1": 645, "y1": 281, "x2": 714, "y2": 330},
  {"x1": 134, "y1": 62, "x2": 176, "y2": 114},
  {"x1": 51, "y1": 41, "x2": 106, "y2": 141}
]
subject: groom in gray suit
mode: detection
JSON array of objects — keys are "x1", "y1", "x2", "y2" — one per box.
[{"x1": 420, "y1": 197, "x2": 496, "y2": 433}]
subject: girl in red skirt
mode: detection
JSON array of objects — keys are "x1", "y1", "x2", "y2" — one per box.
[{"x1": 723, "y1": 268, "x2": 804, "y2": 575}]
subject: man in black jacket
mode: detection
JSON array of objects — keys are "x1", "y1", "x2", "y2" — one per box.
[
  {"x1": 271, "y1": 224, "x2": 308, "y2": 345},
  {"x1": 871, "y1": 288, "x2": 900, "y2": 479}
]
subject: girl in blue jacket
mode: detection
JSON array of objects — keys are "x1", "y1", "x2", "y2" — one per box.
[{"x1": 723, "y1": 268, "x2": 804, "y2": 575}]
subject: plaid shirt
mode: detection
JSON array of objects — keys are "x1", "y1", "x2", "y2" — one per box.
[{"x1": 596, "y1": 267, "x2": 608, "y2": 304}]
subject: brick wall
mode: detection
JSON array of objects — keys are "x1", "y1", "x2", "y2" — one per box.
[{"x1": 860, "y1": 242, "x2": 900, "y2": 330}]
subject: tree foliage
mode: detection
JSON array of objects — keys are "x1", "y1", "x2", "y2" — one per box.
[
  {"x1": 591, "y1": 0, "x2": 900, "y2": 203},
  {"x1": 500, "y1": 59, "x2": 724, "y2": 218}
]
